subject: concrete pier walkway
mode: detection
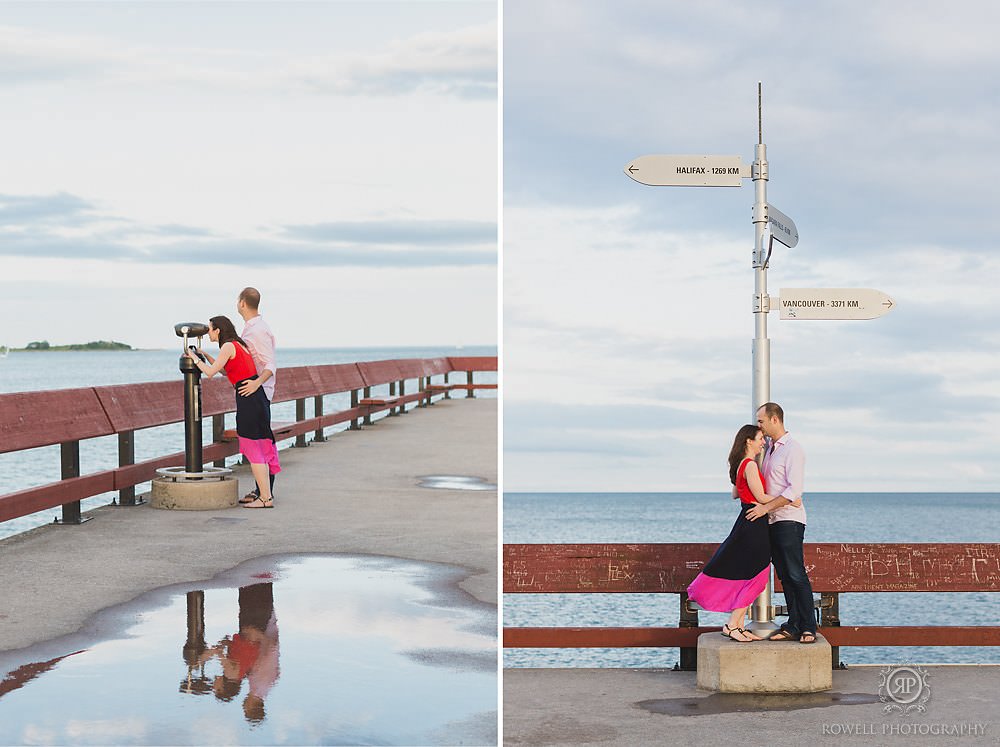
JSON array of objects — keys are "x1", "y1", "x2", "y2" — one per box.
[
  {"x1": 0, "y1": 398, "x2": 496, "y2": 654},
  {"x1": 504, "y1": 666, "x2": 998, "y2": 746}
]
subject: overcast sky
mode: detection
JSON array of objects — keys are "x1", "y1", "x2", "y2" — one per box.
[
  {"x1": 0, "y1": 1, "x2": 496, "y2": 349},
  {"x1": 504, "y1": 1, "x2": 1000, "y2": 492}
]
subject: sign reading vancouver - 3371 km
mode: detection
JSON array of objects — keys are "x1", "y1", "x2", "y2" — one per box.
[{"x1": 779, "y1": 288, "x2": 895, "y2": 320}]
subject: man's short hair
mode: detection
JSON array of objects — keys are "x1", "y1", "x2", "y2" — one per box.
[
  {"x1": 239, "y1": 287, "x2": 261, "y2": 311},
  {"x1": 759, "y1": 402, "x2": 784, "y2": 423}
]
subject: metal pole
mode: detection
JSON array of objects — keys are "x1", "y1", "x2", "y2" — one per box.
[
  {"x1": 59, "y1": 440, "x2": 82, "y2": 524},
  {"x1": 180, "y1": 353, "x2": 203, "y2": 474},
  {"x1": 748, "y1": 82, "x2": 779, "y2": 636},
  {"x1": 118, "y1": 430, "x2": 136, "y2": 505}
]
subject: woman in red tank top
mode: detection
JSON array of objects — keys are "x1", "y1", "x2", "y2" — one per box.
[
  {"x1": 685, "y1": 424, "x2": 790, "y2": 642},
  {"x1": 186, "y1": 315, "x2": 280, "y2": 508}
]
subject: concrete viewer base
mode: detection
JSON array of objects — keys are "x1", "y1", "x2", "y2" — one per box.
[
  {"x1": 150, "y1": 476, "x2": 238, "y2": 510},
  {"x1": 696, "y1": 631, "x2": 833, "y2": 693}
]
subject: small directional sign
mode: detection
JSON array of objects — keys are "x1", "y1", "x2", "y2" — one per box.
[
  {"x1": 767, "y1": 203, "x2": 798, "y2": 248},
  {"x1": 624, "y1": 155, "x2": 748, "y2": 187},
  {"x1": 778, "y1": 288, "x2": 895, "y2": 320}
]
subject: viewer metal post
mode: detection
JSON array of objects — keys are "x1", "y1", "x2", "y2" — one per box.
[{"x1": 180, "y1": 348, "x2": 203, "y2": 474}]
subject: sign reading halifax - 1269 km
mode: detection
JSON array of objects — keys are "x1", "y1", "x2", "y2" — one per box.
[{"x1": 624, "y1": 155, "x2": 747, "y2": 187}]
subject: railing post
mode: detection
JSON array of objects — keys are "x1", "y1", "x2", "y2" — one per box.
[
  {"x1": 117, "y1": 431, "x2": 136, "y2": 506},
  {"x1": 313, "y1": 395, "x2": 326, "y2": 442},
  {"x1": 212, "y1": 415, "x2": 226, "y2": 468},
  {"x1": 444, "y1": 371, "x2": 451, "y2": 399},
  {"x1": 363, "y1": 386, "x2": 372, "y2": 425},
  {"x1": 822, "y1": 592, "x2": 843, "y2": 669},
  {"x1": 59, "y1": 440, "x2": 83, "y2": 524},
  {"x1": 398, "y1": 379, "x2": 406, "y2": 414},
  {"x1": 676, "y1": 592, "x2": 698, "y2": 671},
  {"x1": 466, "y1": 370, "x2": 474, "y2": 398},
  {"x1": 419, "y1": 376, "x2": 428, "y2": 407},
  {"x1": 388, "y1": 381, "x2": 396, "y2": 417},
  {"x1": 351, "y1": 388, "x2": 361, "y2": 430},
  {"x1": 295, "y1": 398, "x2": 307, "y2": 447}
]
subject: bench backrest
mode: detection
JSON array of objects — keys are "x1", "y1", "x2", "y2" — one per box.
[
  {"x1": 505, "y1": 543, "x2": 1000, "y2": 594},
  {"x1": 0, "y1": 388, "x2": 115, "y2": 453},
  {"x1": 448, "y1": 355, "x2": 497, "y2": 372},
  {"x1": 357, "y1": 359, "x2": 406, "y2": 388},
  {"x1": 422, "y1": 357, "x2": 452, "y2": 376},
  {"x1": 272, "y1": 367, "x2": 322, "y2": 404},
  {"x1": 779, "y1": 543, "x2": 1000, "y2": 593},
  {"x1": 309, "y1": 363, "x2": 366, "y2": 394},
  {"x1": 504, "y1": 543, "x2": 714, "y2": 593}
]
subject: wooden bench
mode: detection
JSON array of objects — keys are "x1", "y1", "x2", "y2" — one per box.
[
  {"x1": 221, "y1": 422, "x2": 296, "y2": 442},
  {"x1": 421, "y1": 357, "x2": 457, "y2": 401},
  {"x1": 357, "y1": 360, "x2": 412, "y2": 423},
  {"x1": 0, "y1": 357, "x2": 490, "y2": 528},
  {"x1": 504, "y1": 542, "x2": 1000, "y2": 670},
  {"x1": 447, "y1": 356, "x2": 498, "y2": 398},
  {"x1": 788, "y1": 543, "x2": 1000, "y2": 667},
  {"x1": 504, "y1": 543, "x2": 715, "y2": 670}
]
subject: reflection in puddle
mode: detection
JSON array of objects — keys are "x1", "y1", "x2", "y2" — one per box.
[
  {"x1": 0, "y1": 555, "x2": 496, "y2": 746},
  {"x1": 418, "y1": 474, "x2": 496, "y2": 491}
]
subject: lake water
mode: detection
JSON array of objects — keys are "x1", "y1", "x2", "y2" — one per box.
[
  {"x1": 503, "y1": 492, "x2": 1000, "y2": 667},
  {"x1": 0, "y1": 346, "x2": 496, "y2": 539}
]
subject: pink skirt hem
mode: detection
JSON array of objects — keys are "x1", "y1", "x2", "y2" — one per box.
[
  {"x1": 686, "y1": 565, "x2": 770, "y2": 613},
  {"x1": 238, "y1": 437, "x2": 281, "y2": 474}
]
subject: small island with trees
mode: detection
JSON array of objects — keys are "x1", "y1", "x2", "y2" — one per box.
[{"x1": 14, "y1": 340, "x2": 134, "y2": 352}]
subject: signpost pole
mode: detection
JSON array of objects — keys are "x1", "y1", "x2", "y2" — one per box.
[{"x1": 749, "y1": 83, "x2": 779, "y2": 636}]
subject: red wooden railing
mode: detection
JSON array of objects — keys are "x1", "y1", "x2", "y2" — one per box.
[
  {"x1": 0, "y1": 356, "x2": 496, "y2": 526},
  {"x1": 503, "y1": 542, "x2": 1000, "y2": 669}
]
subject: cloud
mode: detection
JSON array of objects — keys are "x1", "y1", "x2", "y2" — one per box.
[
  {"x1": 0, "y1": 192, "x2": 496, "y2": 268},
  {"x1": 0, "y1": 19, "x2": 497, "y2": 99},
  {"x1": 282, "y1": 219, "x2": 496, "y2": 246},
  {"x1": 502, "y1": 2, "x2": 1000, "y2": 256},
  {"x1": 0, "y1": 192, "x2": 96, "y2": 224},
  {"x1": 0, "y1": 24, "x2": 121, "y2": 84},
  {"x1": 288, "y1": 22, "x2": 497, "y2": 99}
]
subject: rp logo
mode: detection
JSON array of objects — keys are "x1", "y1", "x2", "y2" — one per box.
[{"x1": 879, "y1": 665, "x2": 930, "y2": 715}]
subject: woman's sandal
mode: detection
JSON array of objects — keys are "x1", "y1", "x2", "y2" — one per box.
[
  {"x1": 721, "y1": 624, "x2": 756, "y2": 642},
  {"x1": 769, "y1": 629, "x2": 798, "y2": 641},
  {"x1": 238, "y1": 492, "x2": 258, "y2": 505},
  {"x1": 242, "y1": 496, "x2": 273, "y2": 509},
  {"x1": 799, "y1": 632, "x2": 817, "y2": 644}
]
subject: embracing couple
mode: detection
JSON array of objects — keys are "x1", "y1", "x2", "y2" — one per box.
[
  {"x1": 686, "y1": 402, "x2": 817, "y2": 644},
  {"x1": 185, "y1": 287, "x2": 280, "y2": 509}
]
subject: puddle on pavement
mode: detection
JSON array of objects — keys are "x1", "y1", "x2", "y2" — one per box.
[
  {"x1": 418, "y1": 475, "x2": 496, "y2": 491},
  {"x1": 638, "y1": 691, "x2": 879, "y2": 716},
  {"x1": 0, "y1": 555, "x2": 497, "y2": 746}
]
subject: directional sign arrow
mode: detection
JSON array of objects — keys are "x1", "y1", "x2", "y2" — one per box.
[
  {"x1": 777, "y1": 288, "x2": 896, "y2": 320},
  {"x1": 767, "y1": 203, "x2": 799, "y2": 248},
  {"x1": 624, "y1": 154, "x2": 748, "y2": 187}
]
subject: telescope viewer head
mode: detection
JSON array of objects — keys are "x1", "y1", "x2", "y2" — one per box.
[{"x1": 174, "y1": 322, "x2": 209, "y2": 338}]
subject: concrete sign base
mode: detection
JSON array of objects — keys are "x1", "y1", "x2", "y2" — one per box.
[{"x1": 696, "y1": 632, "x2": 833, "y2": 693}]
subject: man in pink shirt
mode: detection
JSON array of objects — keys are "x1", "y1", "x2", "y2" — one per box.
[
  {"x1": 746, "y1": 401, "x2": 817, "y2": 643},
  {"x1": 237, "y1": 287, "x2": 278, "y2": 503}
]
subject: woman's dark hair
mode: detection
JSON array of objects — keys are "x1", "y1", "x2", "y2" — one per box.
[
  {"x1": 728, "y1": 424, "x2": 761, "y2": 485},
  {"x1": 209, "y1": 316, "x2": 248, "y2": 350}
]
